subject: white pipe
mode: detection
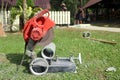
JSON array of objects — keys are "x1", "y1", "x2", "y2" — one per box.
[
  {"x1": 41, "y1": 42, "x2": 56, "y2": 59},
  {"x1": 29, "y1": 58, "x2": 49, "y2": 75}
]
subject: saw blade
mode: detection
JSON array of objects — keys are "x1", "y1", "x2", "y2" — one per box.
[{"x1": 37, "y1": 28, "x2": 54, "y2": 47}]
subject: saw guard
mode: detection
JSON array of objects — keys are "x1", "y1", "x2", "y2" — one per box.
[{"x1": 23, "y1": 9, "x2": 55, "y2": 42}]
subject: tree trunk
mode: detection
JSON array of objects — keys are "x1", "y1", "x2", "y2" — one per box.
[
  {"x1": 19, "y1": 0, "x2": 27, "y2": 31},
  {"x1": 0, "y1": 0, "x2": 6, "y2": 37},
  {"x1": 23, "y1": 0, "x2": 27, "y2": 24},
  {"x1": 80, "y1": 0, "x2": 82, "y2": 7},
  {"x1": 0, "y1": 23, "x2": 6, "y2": 37}
]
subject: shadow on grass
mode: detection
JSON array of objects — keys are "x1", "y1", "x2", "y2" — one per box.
[{"x1": 6, "y1": 53, "x2": 30, "y2": 73}]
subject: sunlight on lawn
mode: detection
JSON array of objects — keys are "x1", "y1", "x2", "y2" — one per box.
[{"x1": 0, "y1": 28, "x2": 120, "y2": 80}]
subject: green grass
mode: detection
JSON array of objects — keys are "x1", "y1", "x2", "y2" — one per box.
[{"x1": 0, "y1": 28, "x2": 120, "y2": 80}]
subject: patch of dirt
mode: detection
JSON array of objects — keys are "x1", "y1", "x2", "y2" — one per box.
[{"x1": 0, "y1": 54, "x2": 9, "y2": 63}]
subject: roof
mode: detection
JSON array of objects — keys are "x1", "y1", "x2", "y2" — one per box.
[
  {"x1": 0, "y1": 0, "x2": 51, "y2": 9},
  {"x1": 34, "y1": 0, "x2": 51, "y2": 9},
  {"x1": 83, "y1": 0, "x2": 102, "y2": 9},
  {"x1": 0, "y1": 0, "x2": 16, "y2": 6}
]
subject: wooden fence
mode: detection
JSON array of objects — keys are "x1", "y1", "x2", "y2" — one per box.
[
  {"x1": 2, "y1": 11, "x2": 71, "y2": 25},
  {"x1": 49, "y1": 11, "x2": 70, "y2": 25},
  {"x1": 1, "y1": 11, "x2": 71, "y2": 31}
]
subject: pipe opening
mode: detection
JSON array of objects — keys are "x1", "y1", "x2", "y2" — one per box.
[
  {"x1": 41, "y1": 43, "x2": 56, "y2": 59},
  {"x1": 32, "y1": 65, "x2": 47, "y2": 73},
  {"x1": 43, "y1": 48, "x2": 54, "y2": 57},
  {"x1": 30, "y1": 58, "x2": 49, "y2": 75}
]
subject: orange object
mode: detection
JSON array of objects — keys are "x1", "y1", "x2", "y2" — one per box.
[{"x1": 23, "y1": 9, "x2": 55, "y2": 42}]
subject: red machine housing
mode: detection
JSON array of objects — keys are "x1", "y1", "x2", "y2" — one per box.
[{"x1": 23, "y1": 9, "x2": 55, "y2": 42}]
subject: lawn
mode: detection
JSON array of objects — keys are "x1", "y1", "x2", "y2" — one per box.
[{"x1": 0, "y1": 28, "x2": 120, "y2": 80}]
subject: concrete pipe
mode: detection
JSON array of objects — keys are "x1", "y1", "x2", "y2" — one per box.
[
  {"x1": 41, "y1": 42, "x2": 56, "y2": 59},
  {"x1": 29, "y1": 58, "x2": 49, "y2": 75},
  {"x1": 82, "y1": 32, "x2": 91, "y2": 38}
]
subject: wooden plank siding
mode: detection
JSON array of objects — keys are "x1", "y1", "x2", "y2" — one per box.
[
  {"x1": 0, "y1": 0, "x2": 16, "y2": 7},
  {"x1": 1, "y1": 10, "x2": 70, "y2": 31},
  {"x1": 34, "y1": 0, "x2": 51, "y2": 9}
]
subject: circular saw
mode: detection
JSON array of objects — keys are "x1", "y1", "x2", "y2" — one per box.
[{"x1": 37, "y1": 28, "x2": 54, "y2": 47}]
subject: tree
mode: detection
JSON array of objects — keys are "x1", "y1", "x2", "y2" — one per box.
[
  {"x1": 0, "y1": 0, "x2": 6, "y2": 37},
  {"x1": 16, "y1": 0, "x2": 34, "y2": 7},
  {"x1": 50, "y1": 0, "x2": 80, "y2": 24},
  {"x1": 50, "y1": 0, "x2": 89, "y2": 24},
  {"x1": 16, "y1": 0, "x2": 34, "y2": 30},
  {"x1": 50, "y1": 0, "x2": 63, "y2": 10},
  {"x1": 0, "y1": 23, "x2": 6, "y2": 37},
  {"x1": 23, "y1": 0, "x2": 27, "y2": 24},
  {"x1": 9, "y1": 7, "x2": 20, "y2": 31}
]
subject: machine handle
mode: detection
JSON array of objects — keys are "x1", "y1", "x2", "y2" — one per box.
[
  {"x1": 33, "y1": 9, "x2": 50, "y2": 28},
  {"x1": 35, "y1": 9, "x2": 50, "y2": 18},
  {"x1": 78, "y1": 53, "x2": 82, "y2": 64}
]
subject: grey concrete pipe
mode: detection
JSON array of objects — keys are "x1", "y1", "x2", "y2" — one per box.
[
  {"x1": 41, "y1": 42, "x2": 56, "y2": 59},
  {"x1": 29, "y1": 58, "x2": 49, "y2": 75}
]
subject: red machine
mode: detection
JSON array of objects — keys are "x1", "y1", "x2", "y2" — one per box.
[
  {"x1": 23, "y1": 9, "x2": 55, "y2": 58},
  {"x1": 23, "y1": 9, "x2": 55, "y2": 42},
  {"x1": 22, "y1": 9, "x2": 78, "y2": 76}
]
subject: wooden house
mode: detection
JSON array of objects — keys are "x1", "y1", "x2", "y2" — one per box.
[{"x1": 83, "y1": 0, "x2": 120, "y2": 21}]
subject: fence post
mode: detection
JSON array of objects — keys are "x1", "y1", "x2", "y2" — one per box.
[{"x1": 49, "y1": 11, "x2": 70, "y2": 26}]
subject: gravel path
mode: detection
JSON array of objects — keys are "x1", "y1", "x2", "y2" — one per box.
[{"x1": 70, "y1": 24, "x2": 120, "y2": 32}]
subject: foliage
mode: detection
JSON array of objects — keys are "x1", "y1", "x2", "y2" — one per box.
[
  {"x1": 16, "y1": 0, "x2": 34, "y2": 7},
  {"x1": 10, "y1": 7, "x2": 20, "y2": 23},
  {"x1": 9, "y1": 7, "x2": 20, "y2": 31},
  {"x1": 0, "y1": 28, "x2": 120, "y2": 80},
  {"x1": 30, "y1": 7, "x2": 42, "y2": 18},
  {"x1": 50, "y1": 0, "x2": 89, "y2": 24},
  {"x1": 62, "y1": 0, "x2": 80, "y2": 24},
  {"x1": 19, "y1": 5, "x2": 33, "y2": 20},
  {"x1": 50, "y1": 0, "x2": 63, "y2": 11},
  {"x1": 19, "y1": 5, "x2": 42, "y2": 21},
  {"x1": 26, "y1": 0, "x2": 34, "y2": 7},
  {"x1": 50, "y1": 0, "x2": 80, "y2": 24},
  {"x1": 9, "y1": 4, "x2": 42, "y2": 31},
  {"x1": 82, "y1": 0, "x2": 89, "y2": 7}
]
